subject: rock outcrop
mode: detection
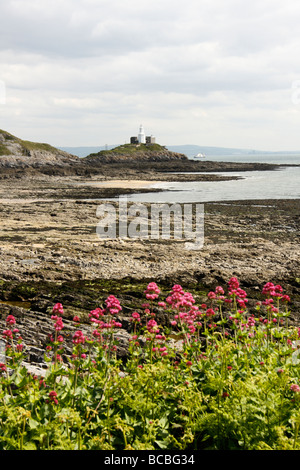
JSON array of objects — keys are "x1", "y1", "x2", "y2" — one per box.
[
  {"x1": 83, "y1": 143, "x2": 188, "y2": 164},
  {"x1": 0, "y1": 129, "x2": 79, "y2": 168}
]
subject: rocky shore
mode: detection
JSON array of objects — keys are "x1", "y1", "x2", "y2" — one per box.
[{"x1": 0, "y1": 163, "x2": 299, "y2": 374}]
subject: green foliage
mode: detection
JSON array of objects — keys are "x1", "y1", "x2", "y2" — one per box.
[
  {"x1": 87, "y1": 143, "x2": 167, "y2": 158},
  {"x1": 0, "y1": 278, "x2": 300, "y2": 450},
  {"x1": 0, "y1": 144, "x2": 12, "y2": 156},
  {"x1": 0, "y1": 128, "x2": 62, "y2": 156}
]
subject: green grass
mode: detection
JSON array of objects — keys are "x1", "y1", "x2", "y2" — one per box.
[
  {"x1": 0, "y1": 129, "x2": 61, "y2": 155},
  {"x1": 87, "y1": 143, "x2": 167, "y2": 158},
  {"x1": 0, "y1": 144, "x2": 12, "y2": 156}
]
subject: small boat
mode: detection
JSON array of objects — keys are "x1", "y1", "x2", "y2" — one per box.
[{"x1": 194, "y1": 152, "x2": 206, "y2": 159}]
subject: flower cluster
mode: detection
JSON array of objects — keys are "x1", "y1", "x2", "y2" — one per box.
[
  {"x1": 104, "y1": 295, "x2": 122, "y2": 315},
  {"x1": 144, "y1": 282, "x2": 160, "y2": 301},
  {"x1": 72, "y1": 330, "x2": 86, "y2": 345}
]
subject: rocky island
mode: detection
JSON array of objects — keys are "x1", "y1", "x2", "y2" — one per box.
[{"x1": 0, "y1": 129, "x2": 299, "y2": 374}]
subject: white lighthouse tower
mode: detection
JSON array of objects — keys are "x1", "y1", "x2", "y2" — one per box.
[{"x1": 138, "y1": 124, "x2": 146, "y2": 144}]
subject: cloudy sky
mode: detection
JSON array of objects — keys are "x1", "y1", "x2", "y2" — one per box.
[{"x1": 1, "y1": 0, "x2": 300, "y2": 151}]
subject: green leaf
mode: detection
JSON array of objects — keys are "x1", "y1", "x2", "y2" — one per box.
[
  {"x1": 28, "y1": 418, "x2": 39, "y2": 430},
  {"x1": 23, "y1": 441, "x2": 37, "y2": 450},
  {"x1": 155, "y1": 439, "x2": 169, "y2": 449}
]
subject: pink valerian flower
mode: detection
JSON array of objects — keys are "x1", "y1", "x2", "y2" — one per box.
[
  {"x1": 205, "y1": 308, "x2": 215, "y2": 318},
  {"x1": 6, "y1": 315, "x2": 16, "y2": 325},
  {"x1": 48, "y1": 390, "x2": 58, "y2": 405},
  {"x1": 247, "y1": 315, "x2": 256, "y2": 328},
  {"x1": 215, "y1": 286, "x2": 225, "y2": 295},
  {"x1": 228, "y1": 277, "x2": 240, "y2": 290},
  {"x1": 0, "y1": 363, "x2": 6, "y2": 373},
  {"x1": 131, "y1": 312, "x2": 141, "y2": 323},
  {"x1": 290, "y1": 384, "x2": 300, "y2": 393},
  {"x1": 52, "y1": 317, "x2": 64, "y2": 331},
  {"x1": 100, "y1": 320, "x2": 122, "y2": 329},
  {"x1": 89, "y1": 308, "x2": 104, "y2": 322},
  {"x1": 171, "y1": 284, "x2": 185, "y2": 295},
  {"x1": 52, "y1": 303, "x2": 64, "y2": 316},
  {"x1": 73, "y1": 315, "x2": 80, "y2": 323},
  {"x1": 144, "y1": 282, "x2": 160, "y2": 300},
  {"x1": 2, "y1": 329, "x2": 13, "y2": 340},
  {"x1": 147, "y1": 319, "x2": 159, "y2": 334},
  {"x1": 55, "y1": 354, "x2": 63, "y2": 363},
  {"x1": 72, "y1": 330, "x2": 85, "y2": 345},
  {"x1": 262, "y1": 282, "x2": 284, "y2": 298},
  {"x1": 262, "y1": 298, "x2": 274, "y2": 306},
  {"x1": 105, "y1": 295, "x2": 122, "y2": 315},
  {"x1": 92, "y1": 329, "x2": 101, "y2": 339}
]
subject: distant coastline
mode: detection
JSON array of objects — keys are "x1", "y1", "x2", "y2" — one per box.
[{"x1": 59, "y1": 144, "x2": 300, "y2": 159}]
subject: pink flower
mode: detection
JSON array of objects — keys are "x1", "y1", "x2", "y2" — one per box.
[
  {"x1": 6, "y1": 315, "x2": 16, "y2": 325},
  {"x1": 131, "y1": 312, "x2": 141, "y2": 322},
  {"x1": 2, "y1": 330, "x2": 13, "y2": 340},
  {"x1": 146, "y1": 319, "x2": 159, "y2": 334},
  {"x1": 208, "y1": 291, "x2": 216, "y2": 300},
  {"x1": 105, "y1": 295, "x2": 122, "y2": 315},
  {"x1": 215, "y1": 286, "x2": 225, "y2": 295},
  {"x1": 171, "y1": 284, "x2": 184, "y2": 294},
  {"x1": 0, "y1": 363, "x2": 6, "y2": 372},
  {"x1": 72, "y1": 330, "x2": 85, "y2": 345},
  {"x1": 144, "y1": 282, "x2": 160, "y2": 300},
  {"x1": 48, "y1": 390, "x2": 58, "y2": 405},
  {"x1": 53, "y1": 317, "x2": 64, "y2": 331},
  {"x1": 89, "y1": 308, "x2": 104, "y2": 321},
  {"x1": 206, "y1": 308, "x2": 215, "y2": 317},
  {"x1": 228, "y1": 277, "x2": 240, "y2": 290},
  {"x1": 53, "y1": 303, "x2": 64, "y2": 315},
  {"x1": 290, "y1": 384, "x2": 300, "y2": 393}
]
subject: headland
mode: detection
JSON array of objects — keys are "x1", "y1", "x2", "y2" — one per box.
[{"x1": 0, "y1": 131, "x2": 299, "y2": 372}]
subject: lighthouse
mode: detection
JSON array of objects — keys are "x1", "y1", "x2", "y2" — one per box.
[
  {"x1": 138, "y1": 124, "x2": 146, "y2": 144},
  {"x1": 130, "y1": 125, "x2": 155, "y2": 145}
]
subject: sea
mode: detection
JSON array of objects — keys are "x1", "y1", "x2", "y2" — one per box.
[{"x1": 121, "y1": 153, "x2": 300, "y2": 204}]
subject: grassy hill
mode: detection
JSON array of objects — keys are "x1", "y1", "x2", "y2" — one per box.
[
  {"x1": 0, "y1": 129, "x2": 65, "y2": 156},
  {"x1": 84, "y1": 142, "x2": 188, "y2": 163}
]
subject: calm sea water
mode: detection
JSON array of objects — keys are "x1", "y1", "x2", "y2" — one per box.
[{"x1": 124, "y1": 154, "x2": 300, "y2": 203}]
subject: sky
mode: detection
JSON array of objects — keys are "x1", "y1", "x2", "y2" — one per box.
[{"x1": 1, "y1": 0, "x2": 300, "y2": 151}]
